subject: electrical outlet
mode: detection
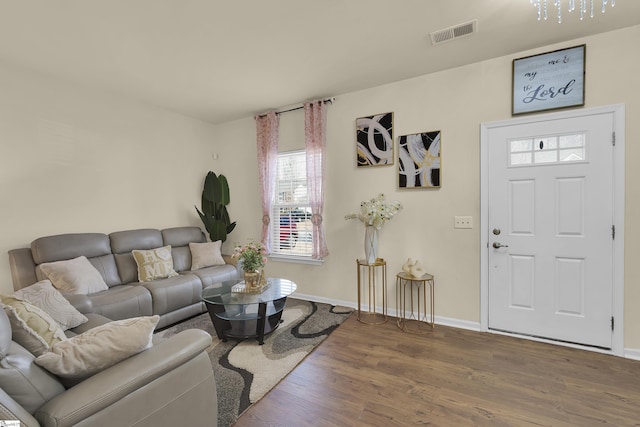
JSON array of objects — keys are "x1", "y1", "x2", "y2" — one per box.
[{"x1": 454, "y1": 216, "x2": 473, "y2": 229}]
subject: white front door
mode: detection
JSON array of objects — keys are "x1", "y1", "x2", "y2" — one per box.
[{"x1": 486, "y1": 111, "x2": 615, "y2": 349}]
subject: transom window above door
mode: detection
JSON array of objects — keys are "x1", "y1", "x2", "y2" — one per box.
[{"x1": 508, "y1": 133, "x2": 586, "y2": 167}]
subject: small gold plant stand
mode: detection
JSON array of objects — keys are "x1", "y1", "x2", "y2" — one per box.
[
  {"x1": 356, "y1": 258, "x2": 388, "y2": 324},
  {"x1": 396, "y1": 271, "x2": 435, "y2": 333}
]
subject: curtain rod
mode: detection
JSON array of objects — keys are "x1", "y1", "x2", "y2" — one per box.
[{"x1": 257, "y1": 97, "x2": 335, "y2": 118}]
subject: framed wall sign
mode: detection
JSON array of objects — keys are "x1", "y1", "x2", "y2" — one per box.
[{"x1": 512, "y1": 44, "x2": 585, "y2": 115}]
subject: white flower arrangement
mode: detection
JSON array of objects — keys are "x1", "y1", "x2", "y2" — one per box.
[{"x1": 344, "y1": 193, "x2": 402, "y2": 230}]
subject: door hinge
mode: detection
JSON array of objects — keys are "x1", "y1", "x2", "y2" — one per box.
[
  {"x1": 612, "y1": 225, "x2": 616, "y2": 240},
  {"x1": 611, "y1": 316, "x2": 615, "y2": 332},
  {"x1": 612, "y1": 131, "x2": 616, "y2": 146}
]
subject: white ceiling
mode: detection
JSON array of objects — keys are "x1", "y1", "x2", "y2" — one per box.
[{"x1": 0, "y1": 0, "x2": 638, "y2": 124}]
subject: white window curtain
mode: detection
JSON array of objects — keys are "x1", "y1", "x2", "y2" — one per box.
[
  {"x1": 255, "y1": 111, "x2": 279, "y2": 253},
  {"x1": 304, "y1": 100, "x2": 329, "y2": 259}
]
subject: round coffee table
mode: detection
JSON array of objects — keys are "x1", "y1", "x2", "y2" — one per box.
[{"x1": 202, "y1": 277, "x2": 297, "y2": 345}]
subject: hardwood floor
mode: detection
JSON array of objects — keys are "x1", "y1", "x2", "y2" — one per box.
[{"x1": 234, "y1": 315, "x2": 640, "y2": 426}]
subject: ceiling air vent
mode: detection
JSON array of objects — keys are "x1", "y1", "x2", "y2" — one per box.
[{"x1": 429, "y1": 19, "x2": 477, "y2": 46}]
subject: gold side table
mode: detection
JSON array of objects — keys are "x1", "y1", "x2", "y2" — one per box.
[
  {"x1": 396, "y1": 271, "x2": 435, "y2": 333},
  {"x1": 356, "y1": 258, "x2": 387, "y2": 324}
]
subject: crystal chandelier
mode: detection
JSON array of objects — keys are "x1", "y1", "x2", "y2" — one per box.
[{"x1": 530, "y1": 0, "x2": 616, "y2": 23}]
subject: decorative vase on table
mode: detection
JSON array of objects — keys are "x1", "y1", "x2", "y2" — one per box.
[
  {"x1": 244, "y1": 271, "x2": 260, "y2": 290},
  {"x1": 364, "y1": 225, "x2": 378, "y2": 264}
]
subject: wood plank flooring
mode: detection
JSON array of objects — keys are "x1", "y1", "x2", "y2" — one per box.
[{"x1": 234, "y1": 315, "x2": 640, "y2": 426}]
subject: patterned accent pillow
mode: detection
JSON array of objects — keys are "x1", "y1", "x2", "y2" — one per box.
[
  {"x1": 131, "y1": 246, "x2": 179, "y2": 282},
  {"x1": 0, "y1": 295, "x2": 67, "y2": 356},
  {"x1": 189, "y1": 241, "x2": 225, "y2": 270},
  {"x1": 14, "y1": 280, "x2": 88, "y2": 331},
  {"x1": 39, "y1": 256, "x2": 109, "y2": 295},
  {"x1": 35, "y1": 315, "x2": 159, "y2": 381}
]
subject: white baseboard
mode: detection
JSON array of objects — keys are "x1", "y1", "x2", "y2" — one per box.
[
  {"x1": 291, "y1": 293, "x2": 481, "y2": 331},
  {"x1": 293, "y1": 293, "x2": 640, "y2": 360},
  {"x1": 624, "y1": 348, "x2": 640, "y2": 360}
]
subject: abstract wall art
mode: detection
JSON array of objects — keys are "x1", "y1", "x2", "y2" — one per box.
[
  {"x1": 398, "y1": 130, "x2": 441, "y2": 189},
  {"x1": 356, "y1": 112, "x2": 393, "y2": 167}
]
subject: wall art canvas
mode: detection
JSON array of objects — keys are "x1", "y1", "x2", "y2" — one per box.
[
  {"x1": 356, "y1": 112, "x2": 393, "y2": 167},
  {"x1": 398, "y1": 130, "x2": 441, "y2": 189}
]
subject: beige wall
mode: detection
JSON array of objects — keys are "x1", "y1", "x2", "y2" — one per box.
[
  {"x1": 0, "y1": 61, "x2": 218, "y2": 291},
  {"x1": 1, "y1": 26, "x2": 638, "y2": 349},
  {"x1": 215, "y1": 25, "x2": 640, "y2": 349}
]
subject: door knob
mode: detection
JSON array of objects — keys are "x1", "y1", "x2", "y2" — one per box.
[{"x1": 492, "y1": 242, "x2": 509, "y2": 249}]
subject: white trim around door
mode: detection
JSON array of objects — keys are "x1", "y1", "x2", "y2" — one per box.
[{"x1": 480, "y1": 104, "x2": 625, "y2": 356}]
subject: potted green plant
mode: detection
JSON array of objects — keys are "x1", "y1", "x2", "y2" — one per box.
[
  {"x1": 195, "y1": 171, "x2": 236, "y2": 242},
  {"x1": 231, "y1": 241, "x2": 267, "y2": 289}
]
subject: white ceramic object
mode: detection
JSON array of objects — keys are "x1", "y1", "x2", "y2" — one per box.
[
  {"x1": 402, "y1": 258, "x2": 414, "y2": 274},
  {"x1": 409, "y1": 260, "x2": 425, "y2": 278}
]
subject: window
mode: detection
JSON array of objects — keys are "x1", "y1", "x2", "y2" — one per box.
[
  {"x1": 270, "y1": 150, "x2": 313, "y2": 258},
  {"x1": 509, "y1": 133, "x2": 586, "y2": 167}
]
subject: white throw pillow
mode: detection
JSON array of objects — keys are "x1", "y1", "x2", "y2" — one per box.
[
  {"x1": 35, "y1": 315, "x2": 160, "y2": 381},
  {"x1": 14, "y1": 280, "x2": 88, "y2": 331},
  {"x1": 132, "y1": 246, "x2": 179, "y2": 282},
  {"x1": 189, "y1": 241, "x2": 225, "y2": 270},
  {"x1": 39, "y1": 256, "x2": 108, "y2": 295},
  {"x1": 0, "y1": 295, "x2": 67, "y2": 357}
]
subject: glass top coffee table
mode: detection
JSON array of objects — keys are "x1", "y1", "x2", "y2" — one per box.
[{"x1": 202, "y1": 277, "x2": 297, "y2": 345}]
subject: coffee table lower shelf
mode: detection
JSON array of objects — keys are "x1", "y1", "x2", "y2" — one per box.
[{"x1": 204, "y1": 297, "x2": 287, "y2": 345}]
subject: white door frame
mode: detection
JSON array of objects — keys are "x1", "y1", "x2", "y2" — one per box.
[{"x1": 480, "y1": 104, "x2": 625, "y2": 356}]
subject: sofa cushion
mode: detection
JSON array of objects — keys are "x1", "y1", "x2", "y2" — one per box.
[
  {"x1": 163, "y1": 227, "x2": 206, "y2": 272},
  {"x1": 110, "y1": 229, "x2": 164, "y2": 253},
  {"x1": 0, "y1": 296, "x2": 67, "y2": 357},
  {"x1": 39, "y1": 256, "x2": 109, "y2": 295},
  {"x1": 31, "y1": 233, "x2": 111, "y2": 264},
  {"x1": 162, "y1": 226, "x2": 205, "y2": 247},
  {"x1": 142, "y1": 274, "x2": 202, "y2": 315},
  {"x1": 189, "y1": 264, "x2": 239, "y2": 288},
  {"x1": 132, "y1": 246, "x2": 179, "y2": 282},
  {"x1": 14, "y1": 280, "x2": 88, "y2": 331},
  {"x1": 35, "y1": 315, "x2": 159, "y2": 381},
  {"x1": 189, "y1": 241, "x2": 225, "y2": 270},
  {"x1": 85, "y1": 285, "x2": 153, "y2": 321}
]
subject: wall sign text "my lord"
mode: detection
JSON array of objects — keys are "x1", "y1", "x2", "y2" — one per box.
[{"x1": 512, "y1": 44, "x2": 585, "y2": 115}]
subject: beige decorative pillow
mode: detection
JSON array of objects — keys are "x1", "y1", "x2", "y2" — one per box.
[
  {"x1": 39, "y1": 256, "x2": 108, "y2": 295},
  {"x1": 189, "y1": 241, "x2": 225, "y2": 270},
  {"x1": 14, "y1": 280, "x2": 88, "y2": 331},
  {"x1": 0, "y1": 295, "x2": 67, "y2": 356},
  {"x1": 35, "y1": 315, "x2": 160, "y2": 380},
  {"x1": 132, "y1": 246, "x2": 179, "y2": 282}
]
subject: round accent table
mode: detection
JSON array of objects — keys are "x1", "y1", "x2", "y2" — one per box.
[{"x1": 395, "y1": 271, "x2": 435, "y2": 333}]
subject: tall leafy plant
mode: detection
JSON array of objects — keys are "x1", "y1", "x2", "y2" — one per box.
[{"x1": 195, "y1": 171, "x2": 236, "y2": 242}]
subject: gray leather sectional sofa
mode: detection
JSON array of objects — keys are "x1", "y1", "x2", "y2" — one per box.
[
  {"x1": 0, "y1": 307, "x2": 218, "y2": 427},
  {"x1": 2, "y1": 226, "x2": 234, "y2": 426},
  {"x1": 8, "y1": 226, "x2": 240, "y2": 329}
]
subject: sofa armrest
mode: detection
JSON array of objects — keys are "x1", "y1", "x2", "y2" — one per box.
[
  {"x1": 8, "y1": 248, "x2": 38, "y2": 291},
  {"x1": 35, "y1": 329, "x2": 213, "y2": 427},
  {"x1": 0, "y1": 387, "x2": 40, "y2": 427},
  {"x1": 222, "y1": 253, "x2": 237, "y2": 267}
]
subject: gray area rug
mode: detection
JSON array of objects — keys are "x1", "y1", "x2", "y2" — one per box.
[{"x1": 154, "y1": 298, "x2": 353, "y2": 427}]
